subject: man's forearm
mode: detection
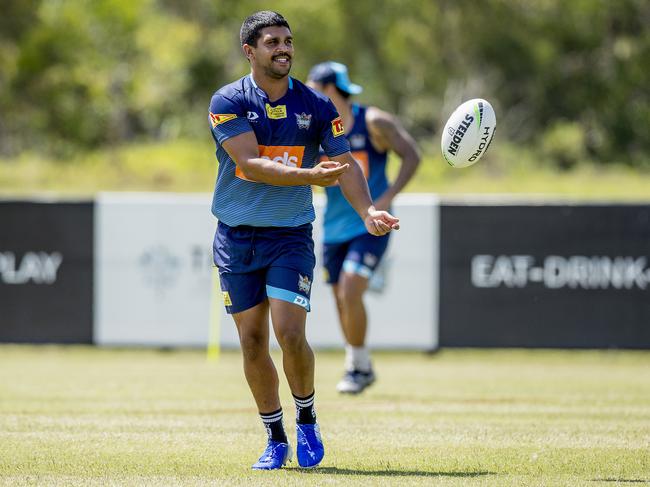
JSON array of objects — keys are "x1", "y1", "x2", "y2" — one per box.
[
  {"x1": 237, "y1": 158, "x2": 311, "y2": 186},
  {"x1": 338, "y1": 160, "x2": 374, "y2": 219}
]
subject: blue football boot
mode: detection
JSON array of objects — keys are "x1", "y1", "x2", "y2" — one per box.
[
  {"x1": 251, "y1": 440, "x2": 292, "y2": 470},
  {"x1": 296, "y1": 423, "x2": 324, "y2": 468}
]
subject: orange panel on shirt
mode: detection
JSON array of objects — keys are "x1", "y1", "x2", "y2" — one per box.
[
  {"x1": 236, "y1": 145, "x2": 305, "y2": 181},
  {"x1": 319, "y1": 150, "x2": 369, "y2": 186},
  {"x1": 351, "y1": 150, "x2": 369, "y2": 178}
]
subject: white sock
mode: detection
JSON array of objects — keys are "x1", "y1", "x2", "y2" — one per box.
[{"x1": 345, "y1": 345, "x2": 371, "y2": 372}]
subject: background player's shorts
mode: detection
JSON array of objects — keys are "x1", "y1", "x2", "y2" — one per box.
[
  {"x1": 213, "y1": 222, "x2": 316, "y2": 314},
  {"x1": 323, "y1": 232, "x2": 390, "y2": 284}
]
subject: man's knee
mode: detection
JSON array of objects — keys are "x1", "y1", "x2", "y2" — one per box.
[
  {"x1": 239, "y1": 331, "x2": 267, "y2": 362},
  {"x1": 276, "y1": 326, "x2": 307, "y2": 354},
  {"x1": 337, "y1": 274, "x2": 367, "y2": 306}
]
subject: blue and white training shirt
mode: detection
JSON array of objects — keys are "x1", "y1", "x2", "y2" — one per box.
[{"x1": 209, "y1": 75, "x2": 350, "y2": 227}]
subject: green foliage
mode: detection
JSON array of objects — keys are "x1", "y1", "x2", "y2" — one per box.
[
  {"x1": 539, "y1": 121, "x2": 587, "y2": 170},
  {"x1": 0, "y1": 0, "x2": 648, "y2": 166}
]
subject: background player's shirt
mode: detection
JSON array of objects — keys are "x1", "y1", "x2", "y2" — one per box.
[
  {"x1": 323, "y1": 104, "x2": 389, "y2": 244},
  {"x1": 209, "y1": 75, "x2": 350, "y2": 228}
]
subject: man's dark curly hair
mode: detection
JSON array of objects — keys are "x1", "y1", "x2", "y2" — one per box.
[{"x1": 240, "y1": 11, "x2": 291, "y2": 47}]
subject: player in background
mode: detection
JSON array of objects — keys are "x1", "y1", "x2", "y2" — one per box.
[
  {"x1": 307, "y1": 62, "x2": 420, "y2": 394},
  {"x1": 209, "y1": 13, "x2": 399, "y2": 470}
]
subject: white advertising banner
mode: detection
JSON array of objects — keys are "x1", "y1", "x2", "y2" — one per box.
[
  {"x1": 94, "y1": 193, "x2": 220, "y2": 346},
  {"x1": 95, "y1": 193, "x2": 439, "y2": 350}
]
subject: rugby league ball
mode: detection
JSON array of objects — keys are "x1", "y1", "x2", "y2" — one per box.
[{"x1": 441, "y1": 98, "x2": 496, "y2": 168}]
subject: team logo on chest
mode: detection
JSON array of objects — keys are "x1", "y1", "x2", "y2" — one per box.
[{"x1": 295, "y1": 112, "x2": 312, "y2": 130}]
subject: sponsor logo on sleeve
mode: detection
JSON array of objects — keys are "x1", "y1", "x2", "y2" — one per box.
[
  {"x1": 265, "y1": 103, "x2": 287, "y2": 119},
  {"x1": 210, "y1": 113, "x2": 237, "y2": 128},
  {"x1": 331, "y1": 117, "x2": 345, "y2": 137}
]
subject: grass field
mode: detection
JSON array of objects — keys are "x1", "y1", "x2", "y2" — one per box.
[
  {"x1": 0, "y1": 346, "x2": 648, "y2": 486},
  {"x1": 1, "y1": 139, "x2": 649, "y2": 200}
]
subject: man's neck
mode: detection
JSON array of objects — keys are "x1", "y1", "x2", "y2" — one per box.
[{"x1": 251, "y1": 71, "x2": 289, "y2": 102}]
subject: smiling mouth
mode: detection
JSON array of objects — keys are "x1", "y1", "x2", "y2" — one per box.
[{"x1": 272, "y1": 56, "x2": 291, "y2": 65}]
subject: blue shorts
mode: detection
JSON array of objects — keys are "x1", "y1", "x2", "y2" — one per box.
[
  {"x1": 213, "y1": 221, "x2": 316, "y2": 314},
  {"x1": 322, "y1": 232, "x2": 390, "y2": 284}
]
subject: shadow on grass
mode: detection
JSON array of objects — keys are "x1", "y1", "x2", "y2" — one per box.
[
  {"x1": 292, "y1": 467, "x2": 494, "y2": 478},
  {"x1": 591, "y1": 480, "x2": 650, "y2": 484}
]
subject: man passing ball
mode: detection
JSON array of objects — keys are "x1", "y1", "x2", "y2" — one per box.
[{"x1": 208, "y1": 11, "x2": 399, "y2": 470}]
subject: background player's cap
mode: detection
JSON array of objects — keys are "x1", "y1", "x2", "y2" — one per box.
[{"x1": 308, "y1": 61, "x2": 363, "y2": 95}]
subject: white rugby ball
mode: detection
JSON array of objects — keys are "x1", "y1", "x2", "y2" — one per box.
[{"x1": 441, "y1": 98, "x2": 496, "y2": 168}]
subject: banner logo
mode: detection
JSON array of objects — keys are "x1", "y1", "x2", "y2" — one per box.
[
  {"x1": 0, "y1": 251, "x2": 63, "y2": 285},
  {"x1": 471, "y1": 254, "x2": 650, "y2": 290}
]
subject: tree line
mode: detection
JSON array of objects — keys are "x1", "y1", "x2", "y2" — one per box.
[{"x1": 1, "y1": 0, "x2": 648, "y2": 167}]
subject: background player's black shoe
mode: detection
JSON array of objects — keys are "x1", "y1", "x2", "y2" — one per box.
[{"x1": 336, "y1": 369, "x2": 376, "y2": 394}]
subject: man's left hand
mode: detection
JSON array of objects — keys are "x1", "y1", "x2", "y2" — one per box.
[{"x1": 364, "y1": 207, "x2": 400, "y2": 236}]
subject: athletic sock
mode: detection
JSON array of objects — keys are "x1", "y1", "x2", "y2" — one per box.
[
  {"x1": 345, "y1": 344, "x2": 372, "y2": 372},
  {"x1": 293, "y1": 391, "x2": 317, "y2": 424},
  {"x1": 260, "y1": 408, "x2": 288, "y2": 443}
]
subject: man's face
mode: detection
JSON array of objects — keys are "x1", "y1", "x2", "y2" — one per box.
[{"x1": 245, "y1": 26, "x2": 293, "y2": 79}]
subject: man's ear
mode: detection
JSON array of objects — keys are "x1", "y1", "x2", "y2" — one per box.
[{"x1": 242, "y1": 44, "x2": 254, "y2": 61}]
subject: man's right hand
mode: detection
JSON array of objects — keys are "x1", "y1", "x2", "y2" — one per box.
[{"x1": 308, "y1": 160, "x2": 349, "y2": 187}]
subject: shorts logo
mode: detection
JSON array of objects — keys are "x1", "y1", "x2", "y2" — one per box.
[
  {"x1": 293, "y1": 295, "x2": 308, "y2": 308},
  {"x1": 222, "y1": 291, "x2": 232, "y2": 306},
  {"x1": 247, "y1": 111, "x2": 259, "y2": 122},
  {"x1": 266, "y1": 104, "x2": 287, "y2": 119},
  {"x1": 235, "y1": 145, "x2": 305, "y2": 181},
  {"x1": 364, "y1": 253, "x2": 377, "y2": 267},
  {"x1": 295, "y1": 112, "x2": 312, "y2": 130},
  {"x1": 331, "y1": 117, "x2": 345, "y2": 137},
  {"x1": 298, "y1": 274, "x2": 311, "y2": 293},
  {"x1": 210, "y1": 113, "x2": 237, "y2": 128}
]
